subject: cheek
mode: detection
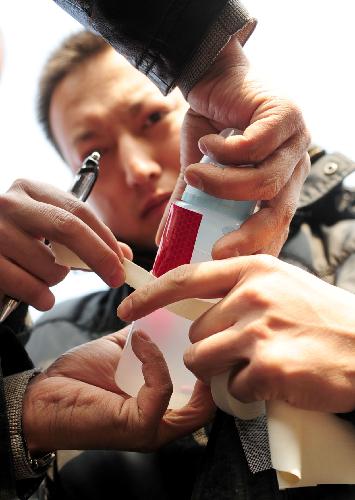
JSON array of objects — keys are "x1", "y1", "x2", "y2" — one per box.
[{"x1": 89, "y1": 182, "x2": 134, "y2": 224}]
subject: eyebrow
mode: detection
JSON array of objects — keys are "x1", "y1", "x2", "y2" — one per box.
[
  {"x1": 73, "y1": 130, "x2": 97, "y2": 147},
  {"x1": 72, "y1": 91, "x2": 154, "y2": 147},
  {"x1": 128, "y1": 100, "x2": 143, "y2": 117}
]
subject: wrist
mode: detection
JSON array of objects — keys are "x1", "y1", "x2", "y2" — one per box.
[
  {"x1": 178, "y1": 0, "x2": 256, "y2": 99},
  {"x1": 5, "y1": 369, "x2": 55, "y2": 479},
  {"x1": 22, "y1": 373, "x2": 53, "y2": 456},
  {"x1": 186, "y1": 37, "x2": 252, "y2": 132}
]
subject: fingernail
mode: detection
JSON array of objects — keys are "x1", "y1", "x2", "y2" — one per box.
[
  {"x1": 117, "y1": 297, "x2": 132, "y2": 320},
  {"x1": 185, "y1": 172, "x2": 204, "y2": 191},
  {"x1": 198, "y1": 140, "x2": 208, "y2": 155},
  {"x1": 109, "y1": 267, "x2": 125, "y2": 287}
]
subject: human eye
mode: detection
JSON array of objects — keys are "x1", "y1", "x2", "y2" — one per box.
[{"x1": 142, "y1": 109, "x2": 167, "y2": 130}]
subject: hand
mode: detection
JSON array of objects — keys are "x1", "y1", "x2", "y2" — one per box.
[
  {"x1": 118, "y1": 256, "x2": 355, "y2": 414},
  {"x1": 0, "y1": 179, "x2": 132, "y2": 310},
  {"x1": 158, "y1": 37, "x2": 311, "y2": 257},
  {"x1": 23, "y1": 327, "x2": 214, "y2": 454}
]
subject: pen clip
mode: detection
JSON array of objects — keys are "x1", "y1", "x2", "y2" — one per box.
[{"x1": 70, "y1": 151, "x2": 100, "y2": 201}]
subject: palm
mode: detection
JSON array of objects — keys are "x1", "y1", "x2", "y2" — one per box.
[
  {"x1": 24, "y1": 329, "x2": 215, "y2": 454},
  {"x1": 46, "y1": 329, "x2": 129, "y2": 396}
]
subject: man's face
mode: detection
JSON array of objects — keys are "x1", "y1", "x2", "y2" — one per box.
[{"x1": 50, "y1": 48, "x2": 188, "y2": 249}]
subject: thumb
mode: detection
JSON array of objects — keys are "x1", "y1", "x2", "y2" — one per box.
[
  {"x1": 180, "y1": 110, "x2": 217, "y2": 169},
  {"x1": 133, "y1": 331, "x2": 172, "y2": 422},
  {"x1": 157, "y1": 380, "x2": 216, "y2": 445},
  {"x1": 155, "y1": 171, "x2": 186, "y2": 245},
  {"x1": 156, "y1": 112, "x2": 215, "y2": 245}
]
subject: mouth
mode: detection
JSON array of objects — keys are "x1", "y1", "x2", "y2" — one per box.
[{"x1": 140, "y1": 192, "x2": 172, "y2": 219}]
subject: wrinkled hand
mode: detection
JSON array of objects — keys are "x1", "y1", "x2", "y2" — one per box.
[
  {"x1": 0, "y1": 179, "x2": 131, "y2": 310},
  {"x1": 23, "y1": 327, "x2": 214, "y2": 454},
  {"x1": 158, "y1": 37, "x2": 311, "y2": 257},
  {"x1": 118, "y1": 256, "x2": 355, "y2": 414}
]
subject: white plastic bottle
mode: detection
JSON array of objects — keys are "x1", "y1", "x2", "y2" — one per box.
[{"x1": 115, "y1": 129, "x2": 256, "y2": 408}]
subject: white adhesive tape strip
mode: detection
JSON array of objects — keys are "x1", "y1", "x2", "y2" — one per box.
[
  {"x1": 51, "y1": 243, "x2": 212, "y2": 322},
  {"x1": 51, "y1": 242, "x2": 264, "y2": 419}
]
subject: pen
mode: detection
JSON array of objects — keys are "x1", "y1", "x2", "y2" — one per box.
[{"x1": 0, "y1": 151, "x2": 100, "y2": 323}]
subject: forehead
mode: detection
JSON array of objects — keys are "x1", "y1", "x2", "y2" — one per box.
[{"x1": 50, "y1": 48, "x2": 162, "y2": 159}]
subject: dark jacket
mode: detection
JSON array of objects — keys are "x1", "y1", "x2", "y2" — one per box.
[
  {"x1": 0, "y1": 306, "x2": 40, "y2": 500},
  {"x1": 53, "y1": 0, "x2": 255, "y2": 96}
]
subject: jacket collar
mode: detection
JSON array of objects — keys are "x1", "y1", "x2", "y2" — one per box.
[{"x1": 299, "y1": 149, "x2": 355, "y2": 209}]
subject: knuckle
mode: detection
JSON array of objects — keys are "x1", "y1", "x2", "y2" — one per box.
[
  {"x1": 250, "y1": 254, "x2": 278, "y2": 273},
  {"x1": 260, "y1": 173, "x2": 283, "y2": 200},
  {"x1": 280, "y1": 202, "x2": 297, "y2": 227},
  {"x1": 0, "y1": 189, "x2": 24, "y2": 214},
  {"x1": 241, "y1": 287, "x2": 265, "y2": 307},
  {"x1": 51, "y1": 211, "x2": 77, "y2": 238},
  {"x1": 130, "y1": 286, "x2": 149, "y2": 310},
  {"x1": 171, "y1": 265, "x2": 191, "y2": 290},
  {"x1": 62, "y1": 196, "x2": 90, "y2": 220},
  {"x1": 249, "y1": 353, "x2": 285, "y2": 394},
  {"x1": 10, "y1": 178, "x2": 33, "y2": 193},
  {"x1": 284, "y1": 100, "x2": 303, "y2": 125},
  {"x1": 245, "y1": 319, "x2": 270, "y2": 342}
]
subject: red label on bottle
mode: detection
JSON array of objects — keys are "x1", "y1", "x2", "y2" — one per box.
[{"x1": 152, "y1": 204, "x2": 202, "y2": 277}]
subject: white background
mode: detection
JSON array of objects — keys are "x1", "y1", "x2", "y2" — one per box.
[{"x1": 0, "y1": 0, "x2": 355, "y2": 319}]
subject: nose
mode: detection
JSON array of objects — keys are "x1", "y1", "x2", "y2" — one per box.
[{"x1": 119, "y1": 134, "x2": 162, "y2": 188}]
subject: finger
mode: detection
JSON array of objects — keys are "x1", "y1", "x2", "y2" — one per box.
[
  {"x1": 11, "y1": 179, "x2": 123, "y2": 255},
  {"x1": 119, "y1": 242, "x2": 133, "y2": 260},
  {"x1": 185, "y1": 132, "x2": 309, "y2": 202},
  {"x1": 104, "y1": 325, "x2": 131, "y2": 348},
  {"x1": 180, "y1": 110, "x2": 218, "y2": 168},
  {"x1": 228, "y1": 361, "x2": 275, "y2": 404},
  {"x1": 133, "y1": 331, "x2": 173, "y2": 423},
  {"x1": 157, "y1": 380, "x2": 216, "y2": 445},
  {"x1": 189, "y1": 292, "x2": 240, "y2": 343},
  {"x1": 183, "y1": 328, "x2": 250, "y2": 384},
  {"x1": 117, "y1": 258, "x2": 250, "y2": 322},
  {"x1": 156, "y1": 171, "x2": 186, "y2": 245},
  {"x1": 0, "y1": 225, "x2": 69, "y2": 286},
  {"x1": 199, "y1": 100, "x2": 310, "y2": 165},
  {"x1": 8, "y1": 194, "x2": 125, "y2": 287},
  {"x1": 212, "y1": 154, "x2": 310, "y2": 259},
  {"x1": 156, "y1": 112, "x2": 218, "y2": 244},
  {"x1": 0, "y1": 254, "x2": 55, "y2": 310}
]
